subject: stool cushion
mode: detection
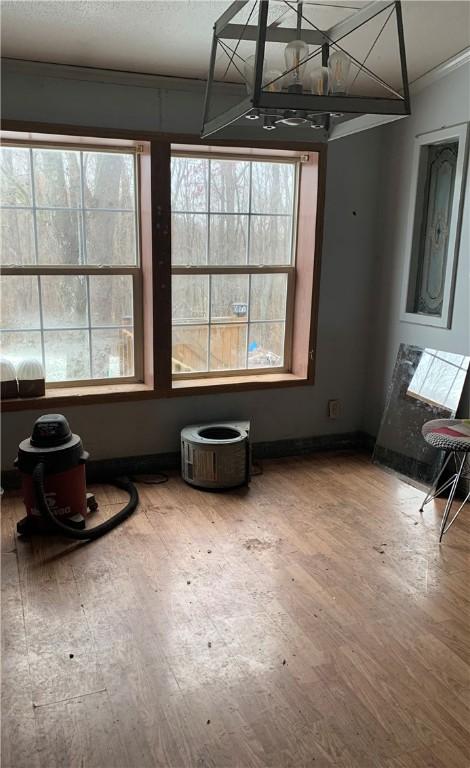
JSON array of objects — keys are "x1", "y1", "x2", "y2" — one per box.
[{"x1": 422, "y1": 419, "x2": 470, "y2": 451}]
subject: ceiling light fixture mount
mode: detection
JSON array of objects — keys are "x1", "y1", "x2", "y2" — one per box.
[{"x1": 201, "y1": 0, "x2": 410, "y2": 140}]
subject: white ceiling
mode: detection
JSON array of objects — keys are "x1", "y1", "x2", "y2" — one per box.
[{"x1": 1, "y1": 0, "x2": 469, "y2": 85}]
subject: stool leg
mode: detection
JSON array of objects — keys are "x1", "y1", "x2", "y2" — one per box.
[
  {"x1": 441, "y1": 490, "x2": 470, "y2": 538},
  {"x1": 420, "y1": 451, "x2": 452, "y2": 511},
  {"x1": 439, "y1": 452, "x2": 467, "y2": 543}
]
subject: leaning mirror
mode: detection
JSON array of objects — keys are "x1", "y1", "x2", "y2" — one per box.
[{"x1": 373, "y1": 344, "x2": 470, "y2": 483}]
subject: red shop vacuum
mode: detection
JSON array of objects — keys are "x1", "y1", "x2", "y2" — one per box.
[{"x1": 16, "y1": 414, "x2": 138, "y2": 539}]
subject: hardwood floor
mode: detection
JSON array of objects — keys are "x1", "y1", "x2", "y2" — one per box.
[{"x1": 2, "y1": 451, "x2": 470, "y2": 768}]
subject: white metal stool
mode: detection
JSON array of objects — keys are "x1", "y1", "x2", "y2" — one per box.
[{"x1": 420, "y1": 419, "x2": 470, "y2": 542}]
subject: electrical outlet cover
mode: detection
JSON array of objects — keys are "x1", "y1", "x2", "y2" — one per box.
[{"x1": 328, "y1": 399, "x2": 341, "y2": 419}]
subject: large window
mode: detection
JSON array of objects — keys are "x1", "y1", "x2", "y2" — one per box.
[
  {"x1": 0, "y1": 142, "x2": 142, "y2": 384},
  {"x1": 0, "y1": 129, "x2": 323, "y2": 406},
  {"x1": 171, "y1": 151, "x2": 298, "y2": 376}
]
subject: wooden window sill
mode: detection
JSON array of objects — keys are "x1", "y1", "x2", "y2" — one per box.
[
  {"x1": 1, "y1": 383, "x2": 154, "y2": 411},
  {"x1": 1, "y1": 373, "x2": 310, "y2": 412},
  {"x1": 171, "y1": 372, "x2": 309, "y2": 395}
]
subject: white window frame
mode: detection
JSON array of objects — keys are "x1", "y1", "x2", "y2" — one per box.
[
  {"x1": 170, "y1": 148, "x2": 300, "y2": 379},
  {"x1": 0, "y1": 139, "x2": 144, "y2": 387}
]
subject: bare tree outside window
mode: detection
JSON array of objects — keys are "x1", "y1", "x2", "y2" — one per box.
[{"x1": 171, "y1": 153, "x2": 297, "y2": 376}]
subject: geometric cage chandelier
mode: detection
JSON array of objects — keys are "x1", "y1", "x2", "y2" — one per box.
[{"x1": 201, "y1": 0, "x2": 410, "y2": 138}]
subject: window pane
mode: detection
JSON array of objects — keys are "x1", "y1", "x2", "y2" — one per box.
[
  {"x1": 0, "y1": 209, "x2": 35, "y2": 265},
  {"x1": 0, "y1": 331, "x2": 42, "y2": 368},
  {"x1": 36, "y1": 210, "x2": 82, "y2": 265},
  {"x1": 172, "y1": 325, "x2": 208, "y2": 373},
  {"x1": 211, "y1": 274, "x2": 249, "y2": 323},
  {"x1": 83, "y1": 152, "x2": 135, "y2": 209},
  {"x1": 44, "y1": 330, "x2": 90, "y2": 381},
  {"x1": 250, "y1": 273, "x2": 288, "y2": 321},
  {"x1": 41, "y1": 275, "x2": 88, "y2": 329},
  {"x1": 251, "y1": 162, "x2": 295, "y2": 214},
  {"x1": 33, "y1": 149, "x2": 81, "y2": 208},
  {"x1": 248, "y1": 322, "x2": 285, "y2": 368},
  {"x1": 0, "y1": 147, "x2": 32, "y2": 206},
  {"x1": 92, "y1": 328, "x2": 134, "y2": 378},
  {"x1": 0, "y1": 276, "x2": 40, "y2": 330},
  {"x1": 172, "y1": 213, "x2": 207, "y2": 266},
  {"x1": 89, "y1": 275, "x2": 133, "y2": 327},
  {"x1": 209, "y1": 214, "x2": 248, "y2": 265},
  {"x1": 85, "y1": 211, "x2": 136, "y2": 265},
  {"x1": 210, "y1": 159, "x2": 249, "y2": 213},
  {"x1": 250, "y1": 215, "x2": 292, "y2": 265},
  {"x1": 171, "y1": 157, "x2": 207, "y2": 212},
  {"x1": 173, "y1": 275, "x2": 208, "y2": 325},
  {"x1": 210, "y1": 325, "x2": 247, "y2": 371}
]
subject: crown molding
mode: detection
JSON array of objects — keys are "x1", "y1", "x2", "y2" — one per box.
[
  {"x1": 0, "y1": 57, "x2": 241, "y2": 94},
  {"x1": 3, "y1": 46, "x2": 469, "y2": 142},
  {"x1": 330, "y1": 47, "x2": 470, "y2": 141},
  {"x1": 409, "y1": 47, "x2": 470, "y2": 95}
]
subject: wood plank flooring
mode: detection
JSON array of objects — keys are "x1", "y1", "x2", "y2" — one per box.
[{"x1": 2, "y1": 451, "x2": 470, "y2": 768}]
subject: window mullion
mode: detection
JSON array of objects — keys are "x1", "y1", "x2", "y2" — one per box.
[
  {"x1": 0, "y1": 205, "x2": 135, "y2": 213},
  {"x1": 79, "y1": 150, "x2": 93, "y2": 379},
  {"x1": 0, "y1": 266, "x2": 140, "y2": 276},
  {"x1": 207, "y1": 158, "x2": 211, "y2": 372},
  {"x1": 245, "y1": 161, "x2": 254, "y2": 369},
  {"x1": 29, "y1": 147, "x2": 46, "y2": 372},
  {"x1": 36, "y1": 275, "x2": 46, "y2": 373},
  {"x1": 247, "y1": 161, "x2": 253, "y2": 266}
]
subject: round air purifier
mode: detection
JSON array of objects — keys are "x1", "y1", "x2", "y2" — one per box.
[{"x1": 181, "y1": 421, "x2": 250, "y2": 490}]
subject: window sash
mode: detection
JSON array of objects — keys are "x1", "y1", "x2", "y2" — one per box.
[
  {"x1": 0, "y1": 270, "x2": 143, "y2": 386},
  {"x1": 170, "y1": 150, "x2": 299, "y2": 379},
  {"x1": 171, "y1": 153, "x2": 299, "y2": 269},
  {"x1": 0, "y1": 144, "x2": 140, "y2": 268},
  {"x1": 1, "y1": 141, "x2": 143, "y2": 385},
  {"x1": 171, "y1": 266, "x2": 295, "y2": 378}
]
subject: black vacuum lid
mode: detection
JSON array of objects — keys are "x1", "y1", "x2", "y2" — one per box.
[
  {"x1": 30, "y1": 414, "x2": 73, "y2": 448},
  {"x1": 17, "y1": 415, "x2": 87, "y2": 473}
]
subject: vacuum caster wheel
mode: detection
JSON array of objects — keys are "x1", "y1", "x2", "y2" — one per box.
[{"x1": 86, "y1": 493, "x2": 98, "y2": 513}]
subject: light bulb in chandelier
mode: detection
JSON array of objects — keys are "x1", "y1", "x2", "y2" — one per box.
[
  {"x1": 284, "y1": 39, "x2": 309, "y2": 92},
  {"x1": 328, "y1": 51, "x2": 351, "y2": 95},
  {"x1": 310, "y1": 66, "x2": 329, "y2": 96},
  {"x1": 244, "y1": 56, "x2": 284, "y2": 95},
  {"x1": 243, "y1": 54, "x2": 256, "y2": 95},
  {"x1": 262, "y1": 67, "x2": 284, "y2": 93}
]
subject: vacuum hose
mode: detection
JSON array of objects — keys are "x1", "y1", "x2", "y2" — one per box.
[{"x1": 32, "y1": 462, "x2": 139, "y2": 540}]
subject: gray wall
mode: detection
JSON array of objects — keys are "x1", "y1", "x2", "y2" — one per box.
[
  {"x1": 1, "y1": 60, "x2": 383, "y2": 467},
  {"x1": 364, "y1": 64, "x2": 470, "y2": 436}
]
